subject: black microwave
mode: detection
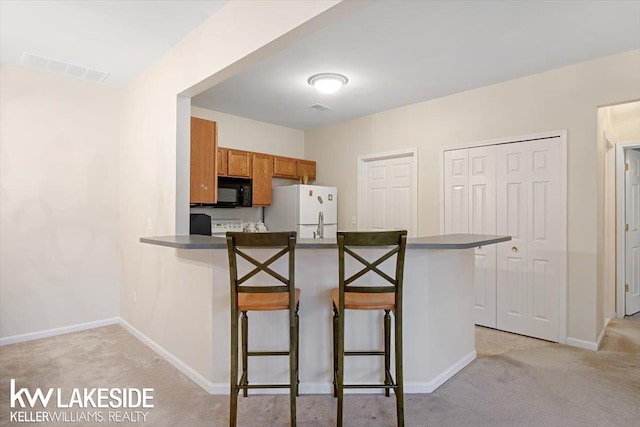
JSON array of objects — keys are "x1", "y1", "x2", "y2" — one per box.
[{"x1": 215, "y1": 177, "x2": 252, "y2": 208}]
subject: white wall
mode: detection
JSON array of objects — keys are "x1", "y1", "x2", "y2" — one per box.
[
  {"x1": 119, "y1": 0, "x2": 344, "y2": 385},
  {"x1": 305, "y1": 50, "x2": 640, "y2": 345},
  {"x1": 191, "y1": 107, "x2": 304, "y2": 157},
  {"x1": 606, "y1": 102, "x2": 640, "y2": 143},
  {"x1": 0, "y1": 64, "x2": 121, "y2": 339}
]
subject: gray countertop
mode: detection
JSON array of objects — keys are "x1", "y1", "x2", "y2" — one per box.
[{"x1": 140, "y1": 233, "x2": 510, "y2": 250}]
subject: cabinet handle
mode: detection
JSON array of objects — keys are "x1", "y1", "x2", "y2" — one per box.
[{"x1": 512, "y1": 246, "x2": 518, "y2": 253}]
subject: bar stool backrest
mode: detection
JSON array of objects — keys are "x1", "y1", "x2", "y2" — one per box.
[
  {"x1": 337, "y1": 230, "x2": 408, "y2": 297},
  {"x1": 226, "y1": 231, "x2": 297, "y2": 298}
]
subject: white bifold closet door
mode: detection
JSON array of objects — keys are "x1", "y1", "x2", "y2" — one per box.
[
  {"x1": 444, "y1": 147, "x2": 497, "y2": 328},
  {"x1": 443, "y1": 149, "x2": 469, "y2": 234},
  {"x1": 496, "y1": 138, "x2": 562, "y2": 342},
  {"x1": 469, "y1": 146, "x2": 497, "y2": 328}
]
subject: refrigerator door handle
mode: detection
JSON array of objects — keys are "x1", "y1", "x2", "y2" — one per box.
[{"x1": 317, "y1": 211, "x2": 324, "y2": 238}]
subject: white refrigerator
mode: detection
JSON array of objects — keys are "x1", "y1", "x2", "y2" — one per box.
[{"x1": 265, "y1": 185, "x2": 338, "y2": 238}]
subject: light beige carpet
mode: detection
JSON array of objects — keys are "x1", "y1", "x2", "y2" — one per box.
[{"x1": 1, "y1": 318, "x2": 639, "y2": 427}]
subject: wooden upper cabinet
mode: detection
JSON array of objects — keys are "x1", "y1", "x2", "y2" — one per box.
[
  {"x1": 217, "y1": 146, "x2": 318, "y2": 185},
  {"x1": 217, "y1": 147, "x2": 228, "y2": 176},
  {"x1": 252, "y1": 153, "x2": 273, "y2": 206},
  {"x1": 273, "y1": 156, "x2": 298, "y2": 178},
  {"x1": 190, "y1": 117, "x2": 217, "y2": 204},
  {"x1": 297, "y1": 159, "x2": 316, "y2": 181},
  {"x1": 227, "y1": 149, "x2": 252, "y2": 178}
]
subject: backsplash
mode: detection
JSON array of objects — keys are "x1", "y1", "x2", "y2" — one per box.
[{"x1": 190, "y1": 206, "x2": 263, "y2": 225}]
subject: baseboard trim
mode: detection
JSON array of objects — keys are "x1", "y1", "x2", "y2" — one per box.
[
  {"x1": 208, "y1": 383, "x2": 388, "y2": 396},
  {"x1": 217, "y1": 351, "x2": 478, "y2": 396},
  {"x1": 118, "y1": 318, "x2": 217, "y2": 394},
  {"x1": 566, "y1": 336, "x2": 598, "y2": 351},
  {"x1": 405, "y1": 350, "x2": 477, "y2": 393},
  {"x1": 1, "y1": 318, "x2": 478, "y2": 396},
  {"x1": 302, "y1": 384, "x2": 383, "y2": 395},
  {"x1": 0, "y1": 317, "x2": 119, "y2": 346},
  {"x1": 300, "y1": 383, "x2": 332, "y2": 395},
  {"x1": 596, "y1": 317, "x2": 611, "y2": 350}
]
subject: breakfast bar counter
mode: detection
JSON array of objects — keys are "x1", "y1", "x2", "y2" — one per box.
[
  {"x1": 141, "y1": 233, "x2": 510, "y2": 394},
  {"x1": 141, "y1": 233, "x2": 508, "y2": 250}
]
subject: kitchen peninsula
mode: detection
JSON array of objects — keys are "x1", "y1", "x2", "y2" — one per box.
[{"x1": 141, "y1": 233, "x2": 510, "y2": 393}]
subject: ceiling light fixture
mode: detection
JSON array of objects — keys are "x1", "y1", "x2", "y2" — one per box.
[{"x1": 307, "y1": 73, "x2": 348, "y2": 94}]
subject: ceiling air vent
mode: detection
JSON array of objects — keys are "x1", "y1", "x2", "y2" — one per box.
[
  {"x1": 21, "y1": 53, "x2": 110, "y2": 84},
  {"x1": 309, "y1": 104, "x2": 330, "y2": 111}
]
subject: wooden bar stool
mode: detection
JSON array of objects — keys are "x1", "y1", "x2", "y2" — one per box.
[
  {"x1": 332, "y1": 230, "x2": 408, "y2": 427},
  {"x1": 226, "y1": 231, "x2": 299, "y2": 427}
]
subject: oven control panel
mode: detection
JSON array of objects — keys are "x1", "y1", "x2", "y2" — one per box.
[{"x1": 211, "y1": 219, "x2": 243, "y2": 235}]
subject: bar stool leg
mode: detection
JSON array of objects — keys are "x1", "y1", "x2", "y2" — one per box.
[
  {"x1": 332, "y1": 304, "x2": 338, "y2": 398},
  {"x1": 230, "y1": 311, "x2": 239, "y2": 427},
  {"x1": 241, "y1": 312, "x2": 248, "y2": 398},
  {"x1": 384, "y1": 310, "x2": 391, "y2": 397},
  {"x1": 289, "y1": 307, "x2": 297, "y2": 426},
  {"x1": 295, "y1": 303, "x2": 300, "y2": 397},
  {"x1": 336, "y1": 307, "x2": 345, "y2": 427},
  {"x1": 394, "y1": 310, "x2": 404, "y2": 427}
]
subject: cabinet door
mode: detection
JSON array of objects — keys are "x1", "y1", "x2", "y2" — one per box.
[
  {"x1": 252, "y1": 153, "x2": 273, "y2": 206},
  {"x1": 227, "y1": 149, "x2": 252, "y2": 178},
  {"x1": 297, "y1": 160, "x2": 316, "y2": 181},
  {"x1": 190, "y1": 117, "x2": 217, "y2": 204},
  {"x1": 469, "y1": 146, "x2": 497, "y2": 328},
  {"x1": 273, "y1": 156, "x2": 298, "y2": 178},
  {"x1": 217, "y1": 147, "x2": 228, "y2": 176},
  {"x1": 443, "y1": 149, "x2": 469, "y2": 233}
]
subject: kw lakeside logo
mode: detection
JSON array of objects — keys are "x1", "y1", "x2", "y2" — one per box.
[{"x1": 8, "y1": 379, "x2": 154, "y2": 423}]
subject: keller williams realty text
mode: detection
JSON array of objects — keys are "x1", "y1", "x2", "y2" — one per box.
[
  {"x1": 9, "y1": 379, "x2": 154, "y2": 424},
  {"x1": 10, "y1": 410, "x2": 149, "y2": 423}
]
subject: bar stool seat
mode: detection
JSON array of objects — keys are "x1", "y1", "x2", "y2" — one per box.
[
  {"x1": 330, "y1": 288, "x2": 395, "y2": 310},
  {"x1": 239, "y1": 289, "x2": 300, "y2": 311}
]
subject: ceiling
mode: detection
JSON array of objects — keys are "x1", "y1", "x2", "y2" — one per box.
[
  {"x1": 0, "y1": 0, "x2": 227, "y2": 88},
  {"x1": 1, "y1": 1, "x2": 638, "y2": 129},
  {"x1": 192, "y1": 0, "x2": 640, "y2": 130}
]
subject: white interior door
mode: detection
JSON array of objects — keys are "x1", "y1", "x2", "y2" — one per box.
[
  {"x1": 443, "y1": 149, "x2": 469, "y2": 234},
  {"x1": 496, "y1": 138, "x2": 562, "y2": 342},
  {"x1": 496, "y1": 142, "x2": 530, "y2": 336},
  {"x1": 527, "y1": 139, "x2": 562, "y2": 341},
  {"x1": 625, "y1": 149, "x2": 640, "y2": 315},
  {"x1": 469, "y1": 146, "x2": 497, "y2": 328},
  {"x1": 361, "y1": 151, "x2": 417, "y2": 236},
  {"x1": 441, "y1": 133, "x2": 566, "y2": 342}
]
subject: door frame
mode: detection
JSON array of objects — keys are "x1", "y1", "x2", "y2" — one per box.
[
  {"x1": 357, "y1": 148, "x2": 419, "y2": 237},
  {"x1": 616, "y1": 141, "x2": 640, "y2": 318},
  {"x1": 439, "y1": 129, "x2": 568, "y2": 344}
]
